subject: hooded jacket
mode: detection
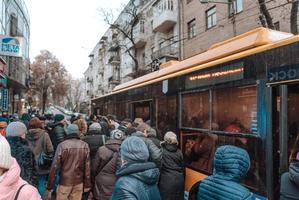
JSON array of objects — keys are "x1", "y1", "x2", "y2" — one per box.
[
  {"x1": 159, "y1": 143, "x2": 184, "y2": 200},
  {"x1": 0, "y1": 158, "x2": 41, "y2": 200},
  {"x1": 92, "y1": 139, "x2": 121, "y2": 200},
  {"x1": 111, "y1": 162, "x2": 161, "y2": 200},
  {"x1": 132, "y1": 131, "x2": 162, "y2": 167},
  {"x1": 280, "y1": 162, "x2": 299, "y2": 200},
  {"x1": 26, "y1": 128, "x2": 54, "y2": 175},
  {"x1": 198, "y1": 145, "x2": 252, "y2": 200},
  {"x1": 6, "y1": 137, "x2": 37, "y2": 186}
]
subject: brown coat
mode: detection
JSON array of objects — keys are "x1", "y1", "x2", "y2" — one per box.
[
  {"x1": 46, "y1": 134, "x2": 91, "y2": 190},
  {"x1": 26, "y1": 128, "x2": 54, "y2": 175},
  {"x1": 92, "y1": 139, "x2": 121, "y2": 200}
]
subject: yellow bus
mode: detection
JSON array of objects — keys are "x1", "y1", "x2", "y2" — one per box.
[{"x1": 92, "y1": 28, "x2": 299, "y2": 200}]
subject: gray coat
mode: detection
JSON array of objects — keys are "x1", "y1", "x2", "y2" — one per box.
[
  {"x1": 280, "y1": 162, "x2": 299, "y2": 200},
  {"x1": 132, "y1": 131, "x2": 162, "y2": 167}
]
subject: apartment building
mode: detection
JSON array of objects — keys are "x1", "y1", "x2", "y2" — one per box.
[
  {"x1": 182, "y1": 0, "x2": 294, "y2": 59},
  {"x1": 85, "y1": 0, "x2": 180, "y2": 99},
  {"x1": 0, "y1": 0, "x2": 30, "y2": 114},
  {"x1": 85, "y1": 0, "x2": 296, "y2": 101}
]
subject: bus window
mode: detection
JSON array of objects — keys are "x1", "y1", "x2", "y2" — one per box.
[
  {"x1": 133, "y1": 101, "x2": 151, "y2": 122},
  {"x1": 182, "y1": 91, "x2": 209, "y2": 129},
  {"x1": 182, "y1": 131, "x2": 266, "y2": 196},
  {"x1": 157, "y1": 96, "x2": 177, "y2": 135},
  {"x1": 212, "y1": 86, "x2": 257, "y2": 134}
]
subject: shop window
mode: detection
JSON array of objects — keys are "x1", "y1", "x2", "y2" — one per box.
[
  {"x1": 212, "y1": 86, "x2": 257, "y2": 134},
  {"x1": 187, "y1": 19, "x2": 196, "y2": 39},
  {"x1": 182, "y1": 91, "x2": 209, "y2": 129},
  {"x1": 206, "y1": 6, "x2": 217, "y2": 29}
]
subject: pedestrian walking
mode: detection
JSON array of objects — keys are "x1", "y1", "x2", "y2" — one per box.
[
  {"x1": 111, "y1": 136, "x2": 161, "y2": 200},
  {"x1": 159, "y1": 131, "x2": 184, "y2": 200},
  {"x1": 0, "y1": 135, "x2": 41, "y2": 200},
  {"x1": 48, "y1": 114, "x2": 66, "y2": 151},
  {"x1": 83, "y1": 122, "x2": 108, "y2": 165},
  {"x1": 280, "y1": 150, "x2": 299, "y2": 199},
  {"x1": 45, "y1": 124, "x2": 91, "y2": 200},
  {"x1": 92, "y1": 129, "x2": 124, "y2": 200},
  {"x1": 6, "y1": 121, "x2": 37, "y2": 186},
  {"x1": 26, "y1": 117, "x2": 54, "y2": 197},
  {"x1": 198, "y1": 145, "x2": 252, "y2": 200}
]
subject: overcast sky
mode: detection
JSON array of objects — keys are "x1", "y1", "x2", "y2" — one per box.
[{"x1": 25, "y1": 0, "x2": 129, "y2": 78}]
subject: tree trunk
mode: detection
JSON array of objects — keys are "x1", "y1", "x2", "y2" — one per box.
[
  {"x1": 291, "y1": 1, "x2": 299, "y2": 34},
  {"x1": 258, "y1": 0, "x2": 274, "y2": 29},
  {"x1": 42, "y1": 90, "x2": 47, "y2": 114}
]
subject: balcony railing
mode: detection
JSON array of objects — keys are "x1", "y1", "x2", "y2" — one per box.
[
  {"x1": 153, "y1": 0, "x2": 177, "y2": 33},
  {"x1": 151, "y1": 45, "x2": 178, "y2": 60}
]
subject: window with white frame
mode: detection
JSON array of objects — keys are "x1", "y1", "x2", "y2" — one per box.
[
  {"x1": 187, "y1": 19, "x2": 196, "y2": 39},
  {"x1": 206, "y1": 6, "x2": 217, "y2": 29},
  {"x1": 229, "y1": 0, "x2": 243, "y2": 15}
]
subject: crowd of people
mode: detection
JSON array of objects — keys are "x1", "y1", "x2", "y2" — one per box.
[{"x1": 0, "y1": 111, "x2": 298, "y2": 200}]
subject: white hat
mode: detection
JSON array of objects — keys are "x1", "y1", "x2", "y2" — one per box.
[
  {"x1": 0, "y1": 135, "x2": 12, "y2": 169},
  {"x1": 164, "y1": 131, "x2": 178, "y2": 144}
]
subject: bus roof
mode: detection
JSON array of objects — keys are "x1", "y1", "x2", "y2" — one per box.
[{"x1": 92, "y1": 28, "x2": 296, "y2": 101}]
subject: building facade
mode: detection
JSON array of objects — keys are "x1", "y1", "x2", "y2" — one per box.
[
  {"x1": 0, "y1": 0, "x2": 30, "y2": 114},
  {"x1": 85, "y1": 0, "x2": 296, "y2": 101}
]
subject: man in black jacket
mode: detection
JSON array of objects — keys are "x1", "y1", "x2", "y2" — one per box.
[{"x1": 48, "y1": 114, "x2": 66, "y2": 151}]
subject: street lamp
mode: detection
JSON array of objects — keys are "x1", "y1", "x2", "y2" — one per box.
[{"x1": 199, "y1": 0, "x2": 237, "y2": 36}]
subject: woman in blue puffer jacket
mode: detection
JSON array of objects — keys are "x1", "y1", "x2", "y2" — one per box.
[{"x1": 198, "y1": 145, "x2": 252, "y2": 200}]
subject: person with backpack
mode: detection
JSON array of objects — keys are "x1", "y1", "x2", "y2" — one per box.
[
  {"x1": 26, "y1": 117, "x2": 54, "y2": 197},
  {"x1": 92, "y1": 129, "x2": 124, "y2": 200},
  {"x1": 0, "y1": 135, "x2": 41, "y2": 200}
]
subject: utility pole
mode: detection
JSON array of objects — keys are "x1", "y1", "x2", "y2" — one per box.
[{"x1": 199, "y1": 0, "x2": 237, "y2": 36}]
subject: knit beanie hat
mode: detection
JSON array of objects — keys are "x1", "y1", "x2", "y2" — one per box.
[
  {"x1": 110, "y1": 129, "x2": 125, "y2": 140},
  {"x1": 54, "y1": 114, "x2": 65, "y2": 123},
  {"x1": 164, "y1": 131, "x2": 178, "y2": 144},
  {"x1": 6, "y1": 122, "x2": 27, "y2": 137},
  {"x1": 89, "y1": 123, "x2": 102, "y2": 132},
  {"x1": 0, "y1": 135, "x2": 12, "y2": 169},
  {"x1": 66, "y1": 124, "x2": 79, "y2": 135},
  {"x1": 120, "y1": 136, "x2": 149, "y2": 162},
  {"x1": 0, "y1": 121, "x2": 7, "y2": 129}
]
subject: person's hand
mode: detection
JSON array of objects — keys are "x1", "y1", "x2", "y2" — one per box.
[
  {"x1": 84, "y1": 188, "x2": 91, "y2": 193},
  {"x1": 43, "y1": 189, "x2": 52, "y2": 200}
]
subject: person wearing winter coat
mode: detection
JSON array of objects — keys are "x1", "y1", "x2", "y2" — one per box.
[
  {"x1": 111, "y1": 136, "x2": 161, "y2": 200},
  {"x1": 133, "y1": 123, "x2": 162, "y2": 167},
  {"x1": 45, "y1": 124, "x2": 91, "y2": 200},
  {"x1": 92, "y1": 129, "x2": 124, "y2": 200},
  {"x1": 280, "y1": 152, "x2": 299, "y2": 200},
  {"x1": 159, "y1": 132, "x2": 184, "y2": 200},
  {"x1": 83, "y1": 123, "x2": 108, "y2": 165},
  {"x1": 26, "y1": 117, "x2": 54, "y2": 197},
  {"x1": 0, "y1": 135, "x2": 41, "y2": 200},
  {"x1": 198, "y1": 145, "x2": 252, "y2": 200},
  {"x1": 48, "y1": 114, "x2": 66, "y2": 151},
  {"x1": 6, "y1": 122, "x2": 37, "y2": 187}
]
